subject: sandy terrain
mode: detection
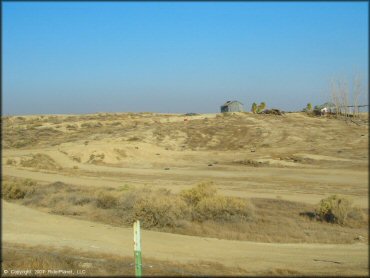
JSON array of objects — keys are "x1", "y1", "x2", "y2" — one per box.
[
  {"x1": 2, "y1": 112, "x2": 368, "y2": 275},
  {"x1": 3, "y1": 201, "x2": 368, "y2": 275}
]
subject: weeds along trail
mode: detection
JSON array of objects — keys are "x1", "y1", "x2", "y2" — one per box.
[
  {"x1": 2, "y1": 178, "x2": 368, "y2": 244},
  {"x1": 2, "y1": 201, "x2": 368, "y2": 275}
]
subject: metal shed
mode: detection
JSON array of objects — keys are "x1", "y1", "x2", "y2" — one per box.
[{"x1": 220, "y1": 101, "x2": 244, "y2": 113}]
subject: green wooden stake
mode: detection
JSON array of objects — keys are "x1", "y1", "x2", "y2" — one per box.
[{"x1": 134, "y1": 220, "x2": 142, "y2": 277}]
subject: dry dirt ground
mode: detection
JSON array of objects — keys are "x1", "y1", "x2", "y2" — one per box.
[{"x1": 2, "y1": 112, "x2": 369, "y2": 276}]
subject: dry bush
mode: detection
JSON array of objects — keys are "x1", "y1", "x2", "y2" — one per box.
[
  {"x1": 194, "y1": 195, "x2": 255, "y2": 222},
  {"x1": 347, "y1": 206, "x2": 366, "y2": 222},
  {"x1": 109, "y1": 121, "x2": 122, "y2": 126},
  {"x1": 132, "y1": 193, "x2": 190, "y2": 228},
  {"x1": 180, "y1": 182, "x2": 217, "y2": 206},
  {"x1": 4, "y1": 177, "x2": 367, "y2": 243},
  {"x1": 118, "y1": 188, "x2": 190, "y2": 228},
  {"x1": 81, "y1": 122, "x2": 103, "y2": 128},
  {"x1": 127, "y1": 136, "x2": 141, "y2": 141},
  {"x1": 88, "y1": 153, "x2": 105, "y2": 164},
  {"x1": 234, "y1": 159, "x2": 269, "y2": 167},
  {"x1": 315, "y1": 195, "x2": 354, "y2": 225},
  {"x1": 114, "y1": 148, "x2": 127, "y2": 158},
  {"x1": 11, "y1": 138, "x2": 37, "y2": 148},
  {"x1": 118, "y1": 188, "x2": 148, "y2": 210},
  {"x1": 181, "y1": 182, "x2": 254, "y2": 223},
  {"x1": 68, "y1": 195, "x2": 92, "y2": 206},
  {"x1": 95, "y1": 193, "x2": 118, "y2": 209},
  {"x1": 6, "y1": 158, "x2": 16, "y2": 165},
  {"x1": 2, "y1": 179, "x2": 37, "y2": 200},
  {"x1": 2, "y1": 182, "x2": 28, "y2": 200},
  {"x1": 66, "y1": 124, "x2": 78, "y2": 130}
]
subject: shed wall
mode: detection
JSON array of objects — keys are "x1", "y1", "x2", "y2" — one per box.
[{"x1": 221, "y1": 102, "x2": 244, "y2": 112}]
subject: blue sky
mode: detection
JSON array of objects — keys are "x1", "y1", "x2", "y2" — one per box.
[{"x1": 3, "y1": 2, "x2": 368, "y2": 115}]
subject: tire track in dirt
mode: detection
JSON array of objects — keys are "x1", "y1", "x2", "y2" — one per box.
[
  {"x1": 3, "y1": 166, "x2": 368, "y2": 207},
  {"x1": 2, "y1": 201, "x2": 368, "y2": 275}
]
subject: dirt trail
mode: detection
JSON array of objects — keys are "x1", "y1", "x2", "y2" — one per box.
[
  {"x1": 2, "y1": 201, "x2": 367, "y2": 275},
  {"x1": 3, "y1": 165, "x2": 368, "y2": 208}
]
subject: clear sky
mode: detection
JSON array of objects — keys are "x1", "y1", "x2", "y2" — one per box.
[{"x1": 3, "y1": 2, "x2": 368, "y2": 115}]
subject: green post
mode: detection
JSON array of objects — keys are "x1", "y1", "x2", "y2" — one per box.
[{"x1": 134, "y1": 220, "x2": 142, "y2": 277}]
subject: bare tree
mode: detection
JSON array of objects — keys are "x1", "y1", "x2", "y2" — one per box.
[
  {"x1": 352, "y1": 75, "x2": 362, "y2": 118},
  {"x1": 339, "y1": 80, "x2": 349, "y2": 118},
  {"x1": 331, "y1": 79, "x2": 340, "y2": 117},
  {"x1": 330, "y1": 76, "x2": 363, "y2": 119}
]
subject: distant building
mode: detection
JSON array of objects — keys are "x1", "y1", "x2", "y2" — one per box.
[
  {"x1": 220, "y1": 101, "x2": 244, "y2": 113},
  {"x1": 314, "y1": 102, "x2": 337, "y2": 115}
]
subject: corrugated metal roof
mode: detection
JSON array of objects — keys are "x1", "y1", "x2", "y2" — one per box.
[{"x1": 221, "y1": 100, "x2": 243, "y2": 107}]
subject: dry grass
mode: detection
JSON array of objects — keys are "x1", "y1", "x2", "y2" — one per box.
[
  {"x1": 169, "y1": 197, "x2": 368, "y2": 243},
  {"x1": 2, "y1": 243, "x2": 248, "y2": 276},
  {"x1": 315, "y1": 195, "x2": 365, "y2": 225},
  {"x1": 20, "y1": 153, "x2": 62, "y2": 170},
  {"x1": 2, "y1": 111, "x2": 368, "y2": 158},
  {"x1": 180, "y1": 182, "x2": 255, "y2": 222},
  {"x1": 180, "y1": 181, "x2": 217, "y2": 206},
  {"x1": 131, "y1": 193, "x2": 190, "y2": 228},
  {"x1": 2, "y1": 177, "x2": 367, "y2": 243},
  {"x1": 2, "y1": 179, "x2": 37, "y2": 200}
]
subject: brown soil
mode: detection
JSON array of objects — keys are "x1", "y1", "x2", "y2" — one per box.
[{"x1": 2, "y1": 112, "x2": 368, "y2": 276}]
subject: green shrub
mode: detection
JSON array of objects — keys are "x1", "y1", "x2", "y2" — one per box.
[
  {"x1": 180, "y1": 182, "x2": 217, "y2": 206},
  {"x1": 256, "y1": 102, "x2": 266, "y2": 113},
  {"x1": 251, "y1": 103, "x2": 257, "y2": 113},
  {"x1": 315, "y1": 195, "x2": 353, "y2": 224},
  {"x1": 306, "y1": 103, "x2": 312, "y2": 111}
]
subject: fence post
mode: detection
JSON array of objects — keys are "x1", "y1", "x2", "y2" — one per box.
[{"x1": 133, "y1": 220, "x2": 142, "y2": 277}]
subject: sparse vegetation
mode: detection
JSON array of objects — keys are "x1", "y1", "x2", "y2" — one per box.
[
  {"x1": 2, "y1": 243, "x2": 247, "y2": 276},
  {"x1": 96, "y1": 193, "x2": 118, "y2": 209},
  {"x1": 2, "y1": 179, "x2": 37, "y2": 200},
  {"x1": 251, "y1": 102, "x2": 257, "y2": 113},
  {"x1": 330, "y1": 76, "x2": 364, "y2": 119},
  {"x1": 306, "y1": 103, "x2": 312, "y2": 111},
  {"x1": 131, "y1": 193, "x2": 190, "y2": 228},
  {"x1": 181, "y1": 182, "x2": 254, "y2": 222},
  {"x1": 193, "y1": 195, "x2": 254, "y2": 222},
  {"x1": 315, "y1": 195, "x2": 362, "y2": 225},
  {"x1": 20, "y1": 153, "x2": 62, "y2": 170},
  {"x1": 1, "y1": 111, "x2": 368, "y2": 275},
  {"x1": 81, "y1": 122, "x2": 103, "y2": 128},
  {"x1": 127, "y1": 136, "x2": 141, "y2": 141},
  {"x1": 180, "y1": 182, "x2": 217, "y2": 206},
  {"x1": 6, "y1": 158, "x2": 16, "y2": 165},
  {"x1": 3, "y1": 177, "x2": 366, "y2": 243},
  {"x1": 256, "y1": 102, "x2": 266, "y2": 113}
]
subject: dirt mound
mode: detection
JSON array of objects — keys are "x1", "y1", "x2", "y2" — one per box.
[{"x1": 20, "y1": 153, "x2": 62, "y2": 170}]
